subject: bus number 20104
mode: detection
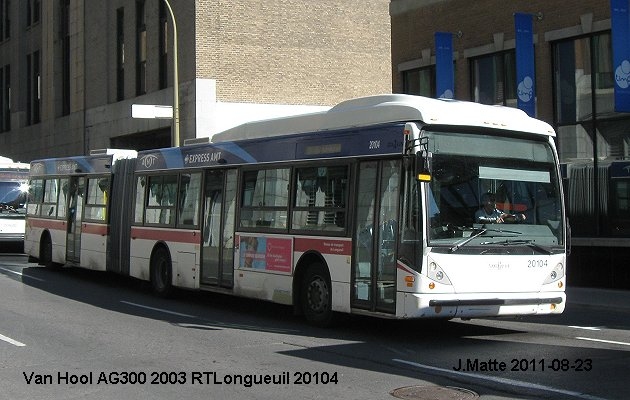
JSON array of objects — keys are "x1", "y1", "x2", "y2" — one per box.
[{"x1": 528, "y1": 259, "x2": 548, "y2": 268}]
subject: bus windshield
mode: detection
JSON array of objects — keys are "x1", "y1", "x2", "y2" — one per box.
[
  {"x1": 425, "y1": 130, "x2": 563, "y2": 251},
  {"x1": 0, "y1": 181, "x2": 28, "y2": 214}
]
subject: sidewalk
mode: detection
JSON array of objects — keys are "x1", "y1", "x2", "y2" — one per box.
[{"x1": 566, "y1": 286, "x2": 630, "y2": 311}]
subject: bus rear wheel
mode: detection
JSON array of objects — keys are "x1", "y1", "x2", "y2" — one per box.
[
  {"x1": 151, "y1": 247, "x2": 173, "y2": 297},
  {"x1": 39, "y1": 235, "x2": 54, "y2": 268},
  {"x1": 301, "y1": 263, "x2": 334, "y2": 327}
]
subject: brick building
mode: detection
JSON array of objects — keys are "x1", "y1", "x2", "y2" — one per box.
[
  {"x1": 0, "y1": 0, "x2": 391, "y2": 160},
  {"x1": 390, "y1": 0, "x2": 630, "y2": 288}
]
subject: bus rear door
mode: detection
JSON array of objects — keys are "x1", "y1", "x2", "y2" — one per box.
[
  {"x1": 200, "y1": 169, "x2": 237, "y2": 288},
  {"x1": 66, "y1": 177, "x2": 85, "y2": 264}
]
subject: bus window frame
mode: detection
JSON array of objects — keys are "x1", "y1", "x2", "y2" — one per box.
[
  {"x1": 133, "y1": 171, "x2": 203, "y2": 229},
  {"x1": 42, "y1": 178, "x2": 60, "y2": 218},
  {"x1": 83, "y1": 175, "x2": 110, "y2": 222},
  {"x1": 177, "y1": 171, "x2": 202, "y2": 229},
  {"x1": 290, "y1": 161, "x2": 351, "y2": 236},
  {"x1": 239, "y1": 166, "x2": 291, "y2": 232},
  {"x1": 143, "y1": 173, "x2": 179, "y2": 228},
  {"x1": 27, "y1": 178, "x2": 44, "y2": 216}
]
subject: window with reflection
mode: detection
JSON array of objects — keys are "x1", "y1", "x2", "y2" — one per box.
[
  {"x1": 240, "y1": 168, "x2": 289, "y2": 229},
  {"x1": 553, "y1": 32, "x2": 630, "y2": 236},
  {"x1": 178, "y1": 172, "x2": 201, "y2": 227},
  {"x1": 145, "y1": 174, "x2": 178, "y2": 225},
  {"x1": 84, "y1": 177, "x2": 109, "y2": 221},
  {"x1": 402, "y1": 66, "x2": 436, "y2": 97},
  {"x1": 471, "y1": 50, "x2": 516, "y2": 107},
  {"x1": 293, "y1": 165, "x2": 348, "y2": 232}
]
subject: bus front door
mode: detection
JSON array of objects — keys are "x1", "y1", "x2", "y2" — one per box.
[
  {"x1": 66, "y1": 177, "x2": 85, "y2": 264},
  {"x1": 200, "y1": 169, "x2": 237, "y2": 288},
  {"x1": 352, "y1": 160, "x2": 400, "y2": 314}
]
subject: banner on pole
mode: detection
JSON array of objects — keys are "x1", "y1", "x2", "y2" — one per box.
[
  {"x1": 611, "y1": 0, "x2": 630, "y2": 112},
  {"x1": 435, "y1": 32, "x2": 454, "y2": 99},
  {"x1": 515, "y1": 13, "x2": 536, "y2": 117}
]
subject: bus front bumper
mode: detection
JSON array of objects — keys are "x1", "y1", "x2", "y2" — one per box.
[{"x1": 401, "y1": 292, "x2": 566, "y2": 319}]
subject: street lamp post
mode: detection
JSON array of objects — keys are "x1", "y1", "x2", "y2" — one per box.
[{"x1": 163, "y1": 0, "x2": 179, "y2": 147}]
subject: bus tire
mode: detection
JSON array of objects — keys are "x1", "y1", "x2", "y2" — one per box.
[
  {"x1": 39, "y1": 234, "x2": 54, "y2": 268},
  {"x1": 301, "y1": 262, "x2": 334, "y2": 327},
  {"x1": 150, "y1": 247, "x2": 173, "y2": 297}
]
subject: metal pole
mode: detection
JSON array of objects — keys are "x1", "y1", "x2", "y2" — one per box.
[{"x1": 163, "y1": 0, "x2": 179, "y2": 147}]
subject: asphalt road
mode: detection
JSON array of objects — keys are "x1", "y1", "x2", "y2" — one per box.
[{"x1": 0, "y1": 253, "x2": 628, "y2": 400}]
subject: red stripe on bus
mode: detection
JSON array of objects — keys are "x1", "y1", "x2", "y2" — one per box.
[
  {"x1": 27, "y1": 218, "x2": 66, "y2": 231},
  {"x1": 131, "y1": 226, "x2": 200, "y2": 244},
  {"x1": 294, "y1": 237, "x2": 352, "y2": 256},
  {"x1": 82, "y1": 223, "x2": 109, "y2": 236}
]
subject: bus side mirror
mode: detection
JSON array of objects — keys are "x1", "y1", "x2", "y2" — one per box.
[{"x1": 416, "y1": 138, "x2": 432, "y2": 182}]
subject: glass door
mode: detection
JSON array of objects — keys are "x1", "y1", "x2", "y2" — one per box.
[
  {"x1": 201, "y1": 169, "x2": 237, "y2": 287},
  {"x1": 66, "y1": 176, "x2": 84, "y2": 264},
  {"x1": 352, "y1": 160, "x2": 400, "y2": 313}
]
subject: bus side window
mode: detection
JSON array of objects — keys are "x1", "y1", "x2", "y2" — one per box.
[
  {"x1": 43, "y1": 178, "x2": 58, "y2": 218},
  {"x1": 292, "y1": 165, "x2": 348, "y2": 232},
  {"x1": 178, "y1": 172, "x2": 201, "y2": 227},
  {"x1": 27, "y1": 178, "x2": 44, "y2": 216},
  {"x1": 57, "y1": 178, "x2": 69, "y2": 218},
  {"x1": 145, "y1": 174, "x2": 177, "y2": 226},
  {"x1": 240, "y1": 168, "x2": 289, "y2": 230}
]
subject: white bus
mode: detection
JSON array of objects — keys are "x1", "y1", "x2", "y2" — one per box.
[
  {"x1": 0, "y1": 156, "x2": 29, "y2": 251},
  {"x1": 25, "y1": 95, "x2": 567, "y2": 325}
]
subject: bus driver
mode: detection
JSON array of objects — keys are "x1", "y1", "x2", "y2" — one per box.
[{"x1": 475, "y1": 192, "x2": 526, "y2": 224}]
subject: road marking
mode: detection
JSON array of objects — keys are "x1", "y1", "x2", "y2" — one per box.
[
  {"x1": 393, "y1": 359, "x2": 606, "y2": 400},
  {"x1": 177, "y1": 322, "x2": 299, "y2": 334},
  {"x1": 0, "y1": 266, "x2": 45, "y2": 282},
  {"x1": 0, "y1": 333, "x2": 26, "y2": 347},
  {"x1": 120, "y1": 301, "x2": 198, "y2": 318},
  {"x1": 569, "y1": 326, "x2": 601, "y2": 331},
  {"x1": 576, "y1": 337, "x2": 630, "y2": 346}
]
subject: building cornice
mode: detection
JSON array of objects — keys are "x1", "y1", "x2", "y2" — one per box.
[{"x1": 389, "y1": 0, "x2": 449, "y2": 17}]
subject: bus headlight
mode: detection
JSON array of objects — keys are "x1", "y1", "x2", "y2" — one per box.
[
  {"x1": 543, "y1": 263, "x2": 565, "y2": 284},
  {"x1": 427, "y1": 261, "x2": 452, "y2": 286}
]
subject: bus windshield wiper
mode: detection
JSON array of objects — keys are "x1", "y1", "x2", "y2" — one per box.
[
  {"x1": 480, "y1": 239, "x2": 555, "y2": 255},
  {"x1": 450, "y1": 228, "x2": 487, "y2": 253}
]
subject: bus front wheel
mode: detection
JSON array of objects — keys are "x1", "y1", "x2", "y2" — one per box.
[
  {"x1": 151, "y1": 247, "x2": 173, "y2": 297},
  {"x1": 301, "y1": 263, "x2": 334, "y2": 327}
]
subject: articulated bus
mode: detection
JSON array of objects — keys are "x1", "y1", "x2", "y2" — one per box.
[
  {"x1": 25, "y1": 95, "x2": 567, "y2": 325},
  {"x1": 0, "y1": 156, "x2": 29, "y2": 250},
  {"x1": 25, "y1": 149, "x2": 137, "y2": 269}
]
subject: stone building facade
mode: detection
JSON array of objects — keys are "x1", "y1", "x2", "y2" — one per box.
[{"x1": 0, "y1": 0, "x2": 391, "y2": 160}]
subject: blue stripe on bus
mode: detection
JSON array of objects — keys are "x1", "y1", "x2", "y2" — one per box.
[{"x1": 135, "y1": 123, "x2": 406, "y2": 172}]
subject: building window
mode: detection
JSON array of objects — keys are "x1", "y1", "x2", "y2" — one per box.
[
  {"x1": 470, "y1": 50, "x2": 516, "y2": 107},
  {"x1": 61, "y1": 0, "x2": 70, "y2": 115},
  {"x1": 0, "y1": 64, "x2": 9, "y2": 131},
  {"x1": 26, "y1": 0, "x2": 40, "y2": 27},
  {"x1": 552, "y1": 32, "x2": 630, "y2": 237},
  {"x1": 136, "y1": 0, "x2": 146, "y2": 96},
  {"x1": 402, "y1": 66, "x2": 435, "y2": 97},
  {"x1": 116, "y1": 8, "x2": 124, "y2": 101},
  {"x1": 159, "y1": 1, "x2": 168, "y2": 89},
  {"x1": 0, "y1": 0, "x2": 10, "y2": 41},
  {"x1": 26, "y1": 51, "x2": 41, "y2": 125}
]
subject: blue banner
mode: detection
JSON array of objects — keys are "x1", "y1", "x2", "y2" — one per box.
[
  {"x1": 515, "y1": 13, "x2": 536, "y2": 117},
  {"x1": 611, "y1": 0, "x2": 630, "y2": 112},
  {"x1": 434, "y1": 32, "x2": 454, "y2": 99}
]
